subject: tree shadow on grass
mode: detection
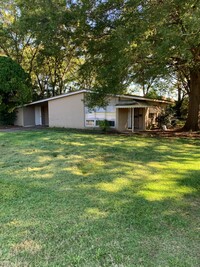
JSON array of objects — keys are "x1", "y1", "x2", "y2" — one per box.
[
  {"x1": 0, "y1": 129, "x2": 200, "y2": 266},
  {"x1": 1, "y1": 171, "x2": 200, "y2": 266}
]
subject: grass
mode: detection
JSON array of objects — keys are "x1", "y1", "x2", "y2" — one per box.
[{"x1": 0, "y1": 128, "x2": 199, "y2": 267}]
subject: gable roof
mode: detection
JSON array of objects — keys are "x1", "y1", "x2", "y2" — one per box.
[{"x1": 24, "y1": 89, "x2": 172, "y2": 107}]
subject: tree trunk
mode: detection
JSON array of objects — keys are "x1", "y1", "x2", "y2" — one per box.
[
  {"x1": 176, "y1": 86, "x2": 183, "y2": 118},
  {"x1": 183, "y1": 69, "x2": 200, "y2": 131}
]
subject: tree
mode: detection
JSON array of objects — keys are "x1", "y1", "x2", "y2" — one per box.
[
  {"x1": 0, "y1": 56, "x2": 32, "y2": 125},
  {"x1": 0, "y1": 0, "x2": 83, "y2": 99},
  {"x1": 75, "y1": 0, "x2": 200, "y2": 130},
  {"x1": 0, "y1": 0, "x2": 39, "y2": 72}
]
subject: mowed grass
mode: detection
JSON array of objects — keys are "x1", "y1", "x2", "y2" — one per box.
[{"x1": 0, "y1": 129, "x2": 199, "y2": 267}]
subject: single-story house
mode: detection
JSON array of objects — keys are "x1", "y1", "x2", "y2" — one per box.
[{"x1": 14, "y1": 90, "x2": 171, "y2": 132}]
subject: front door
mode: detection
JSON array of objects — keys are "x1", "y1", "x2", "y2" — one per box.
[
  {"x1": 134, "y1": 108, "x2": 143, "y2": 130},
  {"x1": 117, "y1": 107, "x2": 145, "y2": 132}
]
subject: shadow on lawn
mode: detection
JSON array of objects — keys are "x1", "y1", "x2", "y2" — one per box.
[
  {"x1": 1, "y1": 129, "x2": 200, "y2": 266},
  {"x1": 1, "y1": 129, "x2": 199, "y2": 209},
  {"x1": 1, "y1": 169, "x2": 199, "y2": 266}
]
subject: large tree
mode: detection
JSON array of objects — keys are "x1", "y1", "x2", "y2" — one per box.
[
  {"x1": 75, "y1": 0, "x2": 200, "y2": 130},
  {"x1": 0, "y1": 56, "x2": 31, "y2": 125},
  {"x1": 0, "y1": 0, "x2": 83, "y2": 99}
]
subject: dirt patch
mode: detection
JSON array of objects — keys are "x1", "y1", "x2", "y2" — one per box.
[{"x1": 134, "y1": 129, "x2": 200, "y2": 139}]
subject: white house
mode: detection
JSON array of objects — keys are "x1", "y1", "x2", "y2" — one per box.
[{"x1": 15, "y1": 90, "x2": 170, "y2": 132}]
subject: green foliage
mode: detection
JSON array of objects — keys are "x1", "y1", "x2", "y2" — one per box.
[
  {"x1": 0, "y1": 108, "x2": 17, "y2": 125},
  {"x1": 98, "y1": 119, "x2": 110, "y2": 132},
  {"x1": 1, "y1": 0, "x2": 199, "y2": 129},
  {"x1": 0, "y1": 0, "x2": 83, "y2": 99},
  {"x1": 0, "y1": 56, "x2": 32, "y2": 125},
  {"x1": 157, "y1": 105, "x2": 176, "y2": 128},
  {"x1": 174, "y1": 97, "x2": 189, "y2": 120},
  {"x1": 145, "y1": 89, "x2": 162, "y2": 100},
  {"x1": 75, "y1": 0, "x2": 200, "y2": 130},
  {"x1": 179, "y1": 98, "x2": 189, "y2": 119}
]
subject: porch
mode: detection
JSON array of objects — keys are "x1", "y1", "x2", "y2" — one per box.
[{"x1": 116, "y1": 101, "x2": 150, "y2": 132}]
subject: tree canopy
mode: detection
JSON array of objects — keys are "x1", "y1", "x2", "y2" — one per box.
[
  {"x1": 74, "y1": 0, "x2": 200, "y2": 130},
  {"x1": 0, "y1": 0, "x2": 83, "y2": 98},
  {"x1": 0, "y1": 0, "x2": 199, "y2": 130}
]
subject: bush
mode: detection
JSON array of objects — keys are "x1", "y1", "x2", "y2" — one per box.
[
  {"x1": 0, "y1": 56, "x2": 32, "y2": 125},
  {"x1": 0, "y1": 109, "x2": 16, "y2": 125},
  {"x1": 157, "y1": 105, "x2": 176, "y2": 129},
  {"x1": 98, "y1": 120, "x2": 110, "y2": 132}
]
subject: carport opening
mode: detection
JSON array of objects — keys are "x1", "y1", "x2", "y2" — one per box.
[{"x1": 35, "y1": 103, "x2": 49, "y2": 126}]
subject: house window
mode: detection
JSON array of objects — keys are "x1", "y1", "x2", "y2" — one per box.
[
  {"x1": 85, "y1": 106, "x2": 116, "y2": 128},
  {"x1": 96, "y1": 120, "x2": 115, "y2": 127},
  {"x1": 108, "y1": 121, "x2": 115, "y2": 127},
  {"x1": 85, "y1": 120, "x2": 95, "y2": 126}
]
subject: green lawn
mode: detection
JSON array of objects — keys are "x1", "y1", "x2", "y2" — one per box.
[{"x1": 0, "y1": 129, "x2": 199, "y2": 267}]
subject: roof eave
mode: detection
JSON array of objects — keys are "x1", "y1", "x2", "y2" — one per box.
[{"x1": 116, "y1": 94, "x2": 173, "y2": 104}]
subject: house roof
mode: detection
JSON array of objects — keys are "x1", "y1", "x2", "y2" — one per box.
[
  {"x1": 116, "y1": 100, "x2": 152, "y2": 108},
  {"x1": 24, "y1": 89, "x2": 172, "y2": 107},
  {"x1": 116, "y1": 94, "x2": 172, "y2": 104}
]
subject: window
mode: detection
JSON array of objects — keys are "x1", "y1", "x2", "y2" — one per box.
[
  {"x1": 85, "y1": 120, "x2": 95, "y2": 126},
  {"x1": 85, "y1": 106, "x2": 116, "y2": 128},
  {"x1": 108, "y1": 121, "x2": 115, "y2": 127},
  {"x1": 96, "y1": 120, "x2": 115, "y2": 127}
]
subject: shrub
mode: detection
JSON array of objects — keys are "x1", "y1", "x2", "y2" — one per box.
[{"x1": 98, "y1": 120, "x2": 110, "y2": 132}]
